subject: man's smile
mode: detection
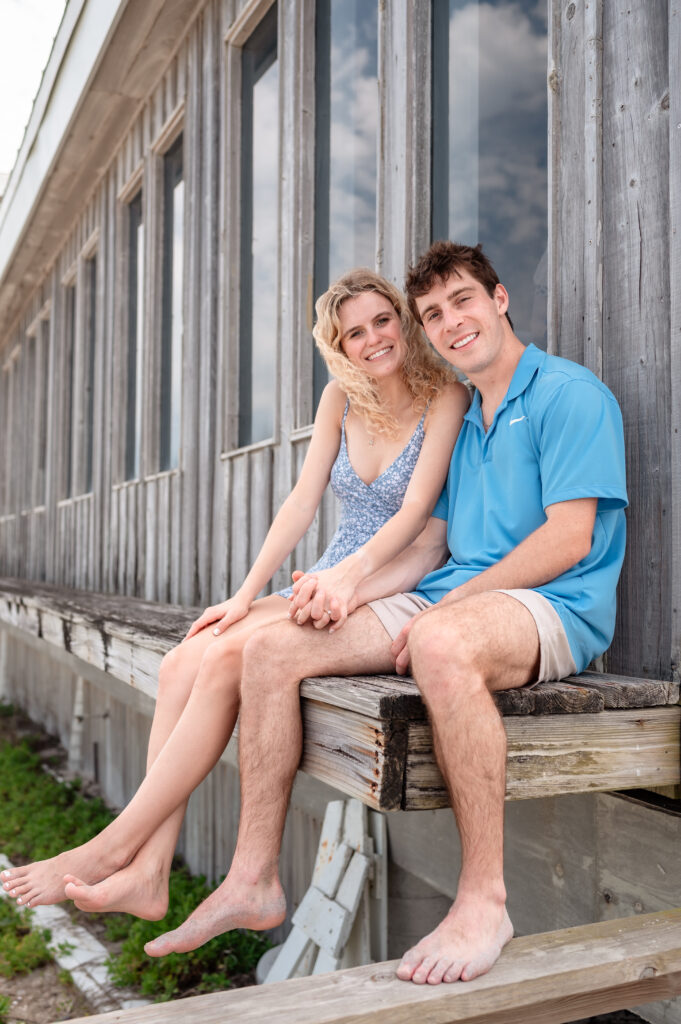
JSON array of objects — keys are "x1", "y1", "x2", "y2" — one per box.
[{"x1": 452, "y1": 331, "x2": 478, "y2": 350}]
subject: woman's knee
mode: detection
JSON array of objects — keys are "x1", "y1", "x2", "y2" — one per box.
[
  {"x1": 157, "y1": 644, "x2": 195, "y2": 705},
  {"x1": 192, "y1": 637, "x2": 243, "y2": 697}
]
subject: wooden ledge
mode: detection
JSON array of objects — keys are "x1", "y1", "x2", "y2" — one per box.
[
  {"x1": 64, "y1": 909, "x2": 681, "y2": 1024},
  {"x1": 0, "y1": 579, "x2": 679, "y2": 810}
]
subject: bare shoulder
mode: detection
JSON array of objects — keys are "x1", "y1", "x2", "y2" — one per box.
[
  {"x1": 311, "y1": 379, "x2": 347, "y2": 438},
  {"x1": 425, "y1": 380, "x2": 470, "y2": 430}
]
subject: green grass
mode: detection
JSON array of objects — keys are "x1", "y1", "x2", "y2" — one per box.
[
  {"x1": 105, "y1": 868, "x2": 269, "y2": 1001},
  {"x1": 0, "y1": 710, "x2": 270, "y2": 1001},
  {"x1": 0, "y1": 898, "x2": 52, "y2": 978},
  {"x1": 0, "y1": 993, "x2": 10, "y2": 1024}
]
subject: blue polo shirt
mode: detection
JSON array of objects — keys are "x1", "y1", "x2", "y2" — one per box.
[{"x1": 414, "y1": 344, "x2": 627, "y2": 672}]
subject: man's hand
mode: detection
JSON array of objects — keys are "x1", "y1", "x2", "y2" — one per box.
[
  {"x1": 288, "y1": 568, "x2": 358, "y2": 632},
  {"x1": 390, "y1": 608, "x2": 430, "y2": 674}
]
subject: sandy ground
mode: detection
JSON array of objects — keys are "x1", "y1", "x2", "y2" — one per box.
[{"x1": 0, "y1": 961, "x2": 93, "y2": 1023}]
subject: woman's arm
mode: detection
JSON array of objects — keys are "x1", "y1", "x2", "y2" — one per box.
[
  {"x1": 184, "y1": 382, "x2": 346, "y2": 639},
  {"x1": 290, "y1": 381, "x2": 468, "y2": 631}
]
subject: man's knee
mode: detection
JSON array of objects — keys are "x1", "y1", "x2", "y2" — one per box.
[
  {"x1": 409, "y1": 606, "x2": 489, "y2": 690},
  {"x1": 241, "y1": 622, "x2": 302, "y2": 692}
]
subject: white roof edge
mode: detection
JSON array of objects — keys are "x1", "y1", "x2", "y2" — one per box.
[{"x1": 0, "y1": 0, "x2": 129, "y2": 288}]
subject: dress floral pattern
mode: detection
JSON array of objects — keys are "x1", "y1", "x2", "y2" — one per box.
[{"x1": 277, "y1": 401, "x2": 426, "y2": 597}]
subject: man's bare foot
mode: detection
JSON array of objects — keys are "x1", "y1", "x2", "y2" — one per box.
[
  {"x1": 396, "y1": 896, "x2": 514, "y2": 985},
  {"x1": 144, "y1": 870, "x2": 286, "y2": 956},
  {"x1": 63, "y1": 862, "x2": 169, "y2": 921},
  {"x1": 1, "y1": 842, "x2": 123, "y2": 909}
]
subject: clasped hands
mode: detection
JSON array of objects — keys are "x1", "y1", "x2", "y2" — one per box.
[{"x1": 287, "y1": 568, "x2": 357, "y2": 633}]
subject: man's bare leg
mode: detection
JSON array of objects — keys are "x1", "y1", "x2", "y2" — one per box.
[
  {"x1": 2, "y1": 596, "x2": 290, "y2": 910},
  {"x1": 395, "y1": 591, "x2": 540, "y2": 985},
  {"x1": 144, "y1": 607, "x2": 394, "y2": 956}
]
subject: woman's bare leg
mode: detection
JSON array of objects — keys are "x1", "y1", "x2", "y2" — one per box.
[{"x1": 2, "y1": 596, "x2": 290, "y2": 910}]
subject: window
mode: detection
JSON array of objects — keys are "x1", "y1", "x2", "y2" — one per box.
[
  {"x1": 35, "y1": 319, "x2": 49, "y2": 506},
  {"x1": 0, "y1": 363, "x2": 11, "y2": 515},
  {"x1": 239, "y1": 3, "x2": 279, "y2": 447},
  {"x1": 160, "y1": 135, "x2": 184, "y2": 471},
  {"x1": 63, "y1": 284, "x2": 76, "y2": 498},
  {"x1": 431, "y1": 0, "x2": 548, "y2": 348},
  {"x1": 84, "y1": 256, "x2": 97, "y2": 493},
  {"x1": 126, "y1": 190, "x2": 144, "y2": 480},
  {"x1": 312, "y1": 0, "x2": 379, "y2": 405}
]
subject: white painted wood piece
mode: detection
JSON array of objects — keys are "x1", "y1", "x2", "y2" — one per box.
[{"x1": 264, "y1": 798, "x2": 385, "y2": 984}]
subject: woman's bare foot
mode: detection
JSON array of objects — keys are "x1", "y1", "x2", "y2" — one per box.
[
  {"x1": 63, "y1": 861, "x2": 169, "y2": 921},
  {"x1": 144, "y1": 869, "x2": 286, "y2": 956},
  {"x1": 1, "y1": 840, "x2": 124, "y2": 909},
  {"x1": 396, "y1": 895, "x2": 514, "y2": 985}
]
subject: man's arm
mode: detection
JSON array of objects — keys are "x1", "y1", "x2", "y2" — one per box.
[
  {"x1": 392, "y1": 497, "x2": 597, "y2": 672},
  {"x1": 352, "y1": 517, "x2": 449, "y2": 607}
]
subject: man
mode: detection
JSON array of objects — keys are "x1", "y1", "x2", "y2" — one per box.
[{"x1": 146, "y1": 242, "x2": 627, "y2": 985}]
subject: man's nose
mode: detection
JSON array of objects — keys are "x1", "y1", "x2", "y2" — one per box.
[{"x1": 444, "y1": 306, "x2": 464, "y2": 330}]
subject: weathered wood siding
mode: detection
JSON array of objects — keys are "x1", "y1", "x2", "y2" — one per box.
[
  {"x1": 550, "y1": 1, "x2": 677, "y2": 681},
  {"x1": 0, "y1": 1, "x2": 678, "y2": 673}
]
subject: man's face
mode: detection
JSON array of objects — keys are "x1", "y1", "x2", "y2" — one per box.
[{"x1": 415, "y1": 269, "x2": 510, "y2": 379}]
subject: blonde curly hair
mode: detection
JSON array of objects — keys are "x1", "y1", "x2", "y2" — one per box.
[{"x1": 313, "y1": 269, "x2": 455, "y2": 437}]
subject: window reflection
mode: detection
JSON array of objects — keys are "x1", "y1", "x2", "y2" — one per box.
[
  {"x1": 126, "y1": 191, "x2": 144, "y2": 481},
  {"x1": 84, "y1": 256, "x2": 97, "y2": 493},
  {"x1": 160, "y1": 135, "x2": 184, "y2": 471},
  {"x1": 432, "y1": 0, "x2": 548, "y2": 348},
  {"x1": 313, "y1": 0, "x2": 379, "y2": 406},
  {"x1": 240, "y1": 4, "x2": 279, "y2": 447}
]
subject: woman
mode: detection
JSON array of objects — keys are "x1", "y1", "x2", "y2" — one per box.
[{"x1": 2, "y1": 270, "x2": 468, "y2": 918}]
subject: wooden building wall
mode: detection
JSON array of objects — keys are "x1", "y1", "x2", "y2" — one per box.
[
  {"x1": 549, "y1": 1, "x2": 680, "y2": 682},
  {"x1": 0, "y1": 0, "x2": 676, "y2": 685}
]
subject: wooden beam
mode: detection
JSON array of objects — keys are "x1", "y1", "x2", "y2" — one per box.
[
  {"x1": 405, "y1": 707, "x2": 681, "y2": 808},
  {"x1": 64, "y1": 909, "x2": 681, "y2": 1024},
  {"x1": 0, "y1": 580, "x2": 678, "y2": 810}
]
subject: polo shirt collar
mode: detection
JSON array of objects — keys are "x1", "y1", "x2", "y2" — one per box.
[{"x1": 463, "y1": 343, "x2": 545, "y2": 428}]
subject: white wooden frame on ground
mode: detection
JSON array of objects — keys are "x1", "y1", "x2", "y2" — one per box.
[{"x1": 264, "y1": 799, "x2": 388, "y2": 981}]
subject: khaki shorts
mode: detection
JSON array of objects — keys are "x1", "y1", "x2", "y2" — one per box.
[{"x1": 367, "y1": 587, "x2": 577, "y2": 684}]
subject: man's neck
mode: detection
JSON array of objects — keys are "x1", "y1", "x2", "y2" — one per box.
[{"x1": 470, "y1": 334, "x2": 527, "y2": 428}]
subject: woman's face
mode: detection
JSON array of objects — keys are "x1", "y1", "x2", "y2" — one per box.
[{"x1": 338, "y1": 292, "x2": 406, "y2": 379}]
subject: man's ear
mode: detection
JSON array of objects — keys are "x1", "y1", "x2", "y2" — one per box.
[{"x1": 494, "y1": 283, "x2": 510, "y2": 316}]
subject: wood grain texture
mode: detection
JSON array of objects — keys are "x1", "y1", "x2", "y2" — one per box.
[
  {"x1": 601, "y1": 3, "x2": 672, "y2": 680},
  {"x1": 63, "y1": 909, "x2": 681, "y2": 1024},
  {"x1": 670, "y1": 0, "x2": 681, "y2": 689},
  {"x1": 1, "y1": 579, "x2": 679, "y2": 811},
  {"x1": 405, "y1": 707, "x2": 681, "y2": 809}
]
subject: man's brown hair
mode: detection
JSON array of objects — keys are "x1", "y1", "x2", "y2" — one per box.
[{"x1": 405, "y1": 241, "x2": 513, "y2": 328}]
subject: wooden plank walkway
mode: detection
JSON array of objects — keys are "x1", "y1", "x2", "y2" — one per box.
[
  {"x1": 0, "y1": 578, "x2": 679, "y2": 810},
  {"x1": 62, "y1": 909, "x2": 681, "y2": 1024}
]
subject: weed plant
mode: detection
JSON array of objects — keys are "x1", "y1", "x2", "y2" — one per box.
[
  {"x1": 0, "y1": 898, "x2": 52, "y2": 977},
  {"x1": 0, "y1": 714, "x2": 270, "y2": 1001}
]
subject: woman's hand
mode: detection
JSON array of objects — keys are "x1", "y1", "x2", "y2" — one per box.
[
  {"x1": 288, "y1": 570, "x2": 358, "y2": 633},
  {"x1": 183, "y1": 593, "x2": 251, "y2": 641}
]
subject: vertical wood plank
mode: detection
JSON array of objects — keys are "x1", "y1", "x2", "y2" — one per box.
[
  {"x1": 249, "y1": 447, "x2": 272, "y2": 592},
  {"x1": 179, "y1": 21, "x2": 202, "y2": 605},
  {"x1": 196, "y1": 0, "x2": 221, "y2": 606},
  {"x1": 670, "y1": 0, "x2": 681, "y2": 684},
  {"x1": 229, "y1": 453, "x2": 250, "y2": 593},
  {"x1": 582, "y1": 0, "x2": 603, "y2": 380},
  {"x1": 601, "y1": 3, "x2": 671, "y2": 678},
  {"x1": 548, "y1": 0, "x2": 586, "y2": 363}
]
